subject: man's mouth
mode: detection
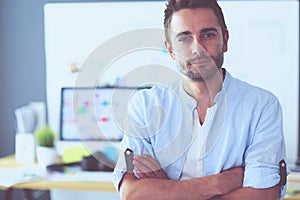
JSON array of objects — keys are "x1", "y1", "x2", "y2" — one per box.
[{"x1": 188, "y1": 57, "x2": 211, "y2": 66}]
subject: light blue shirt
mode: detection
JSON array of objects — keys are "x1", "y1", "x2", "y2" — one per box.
[{"x1": 112, "y1": 69, "x2": 288, "y2": 197}]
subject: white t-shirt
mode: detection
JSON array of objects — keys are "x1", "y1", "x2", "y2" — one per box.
[{"x1": 180, "y1": 105, "x2": 217, "y2": 180}]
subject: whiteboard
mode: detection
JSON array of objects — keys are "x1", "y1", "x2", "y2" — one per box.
[{"x1": 44, "y1": 1, "x2": 299, "y2": 163}]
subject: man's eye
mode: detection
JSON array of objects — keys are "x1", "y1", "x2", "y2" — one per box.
[
  {"x1": 178, "y1": 35, "x2": 192, "y2": 43},
  {"x1": 201, "y1": 32, "x2": 216, "y2": 40}
]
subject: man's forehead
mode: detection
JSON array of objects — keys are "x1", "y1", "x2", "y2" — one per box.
[
  {"x1": 169, "y1": 7, "x2": 220, "y2": 32},
  {"x1": 167, "y1": 9, "x2": 221, "y2": 37}
]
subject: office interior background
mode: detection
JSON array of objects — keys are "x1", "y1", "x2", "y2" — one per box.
[
  {"x1": 0, "y1": 0, "x2": 299, "y2": 163},
  {"x1": 0, "y1": 0, "x2": 105, "y2": 158},
  {"x1": 0, "y1": 1, "x2": 298, "y2": 200}
]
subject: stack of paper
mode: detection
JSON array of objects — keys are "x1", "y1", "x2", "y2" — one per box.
[{"x1": 0, "y1": 165, "x2": 45, "y2": 188}]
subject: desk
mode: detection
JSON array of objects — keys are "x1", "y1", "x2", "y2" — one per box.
[
  {"x1": 286, "y1": 194, "x2": 300, "y2": 200},
  {"x1": 0, "y1": 155, "x2": 118, "y2": 199},
  {"x1": 2, "y1": 155, "x2": 300, "y2": 199},
  {"x1": 284, "y1": 172, "x2": 300, "y2": 200}
]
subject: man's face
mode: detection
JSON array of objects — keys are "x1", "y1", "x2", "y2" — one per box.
[{"x1": 165, "y1": 8, "x2": 228, "y2": 82}]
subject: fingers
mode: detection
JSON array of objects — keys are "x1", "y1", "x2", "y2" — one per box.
[
  {"x1": 223, "y1": 166, "x2": 244, "y2": 176},
  {"x1": 133, "y1": 155, "x2": 159, "y2": 178},
  {"x1": 134, "y1": 155, "x2": 161, "y2": 171},
  {"x1": 221, "y1": 167, "x2": 244, "y2": 189},
  {"x1": 133, "y1": 154, "x2": 168, "y2": 179},
  {"x1": 133, "y1": 156, "x2": 155, "y2": 178}
]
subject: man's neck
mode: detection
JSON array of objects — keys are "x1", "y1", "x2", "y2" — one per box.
[{"x1": 183, "y1": 68, "x2": 224, "y2": 107}]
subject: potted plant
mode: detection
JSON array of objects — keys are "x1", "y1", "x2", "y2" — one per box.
[{"x1": 35, "y1": 125, "x2": 58, "y2": 167}]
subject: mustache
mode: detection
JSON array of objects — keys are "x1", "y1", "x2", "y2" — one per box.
[{"x1": 186, "y1": 54, "x2": 211, "y2": 64}]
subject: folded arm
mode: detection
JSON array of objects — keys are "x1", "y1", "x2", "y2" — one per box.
[
  {"x1": 119, "y1": 155, "x2": 244, "y2": 200},
  {"x1": 209, "y1": 184, "x2": 281, "y2": 200}
]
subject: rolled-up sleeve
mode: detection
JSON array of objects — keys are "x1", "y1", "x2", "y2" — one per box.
[
  {"x1": 243, "y1": 97, "x2": 289, "y2": 198},
  {"x1": 112, "y1": 90, "x2": 156, "y2": 192}
]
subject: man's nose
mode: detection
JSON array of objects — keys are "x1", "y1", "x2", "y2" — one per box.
[{"x1": 191, "y1": 37, "x2": 205, "y2": 55}]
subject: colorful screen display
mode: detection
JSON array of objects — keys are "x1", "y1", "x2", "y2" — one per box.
[{"x1": 60, "y1": 87, "x2": 144, "y2": 141}]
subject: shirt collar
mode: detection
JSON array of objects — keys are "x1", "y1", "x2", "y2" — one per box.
[
  {"x1": 171, "y1": 80, "x2": 198, "y2": 110},
  {"x1": 214, "y1": 68, "x2": 230, "y2": 103},
  {"x1": 175, "y1": 68, "x2": 231, "y2": 105}
]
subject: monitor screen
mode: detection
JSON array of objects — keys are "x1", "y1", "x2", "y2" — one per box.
[{"x1": 60, "y1": 87, "x2": 145, "y2": 141}]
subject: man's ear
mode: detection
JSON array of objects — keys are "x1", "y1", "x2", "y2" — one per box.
[
  {"x1": 223, "y1": 30, "x2": 229, "y2": 52},
  {"x1": 164, "y1": 40, "x2": 175, "y2": 59}
]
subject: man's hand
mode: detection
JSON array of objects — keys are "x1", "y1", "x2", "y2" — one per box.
[
  {"x1": 120, "y1": 155, "x2": 244, "y2": 200},
  {"x1": 120, "y1": 165, "x2": 244, "y2": 200},
  {"x1": 133, "y1": 154, "x2": 168, "y2": 179}
]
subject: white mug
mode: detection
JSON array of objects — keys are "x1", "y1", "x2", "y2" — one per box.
[{"x1": 15, "y1": 132, "x2": 35, "y2": 163}]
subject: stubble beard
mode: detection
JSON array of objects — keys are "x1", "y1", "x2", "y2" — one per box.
[{"x1": 179, "y1": 52, "x2": 224, "y2": 82}]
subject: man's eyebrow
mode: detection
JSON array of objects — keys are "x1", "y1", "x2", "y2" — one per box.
[
  {"x1": 175, "y1": 31, "x2": 192, "y2": 38},
  {"x1": 175, "y1": 28, "x2": 219, "y2": 38},
  {"x1": 200, "y1": 27, "x2": 219, "y2": 34}
]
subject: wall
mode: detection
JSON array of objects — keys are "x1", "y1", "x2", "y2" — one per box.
[
  {"x1": 0, "y1": 0, "x2": 46, "y2": 157},
  {"x1": 0, "y1": 0, "x2": 103, "y2": 157}
]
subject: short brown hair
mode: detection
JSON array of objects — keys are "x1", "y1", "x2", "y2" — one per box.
[{"x1": 164, "y1": 0, "x2": 227, "y2": 43}]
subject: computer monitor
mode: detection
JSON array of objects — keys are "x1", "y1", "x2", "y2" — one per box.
[{"x1": 56, "y1": 86, "x2": 147, "y2": 155}]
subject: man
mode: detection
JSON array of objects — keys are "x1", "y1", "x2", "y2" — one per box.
[{"x1": 112, "y1": 0, "x2": 288, "y2": 199}]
